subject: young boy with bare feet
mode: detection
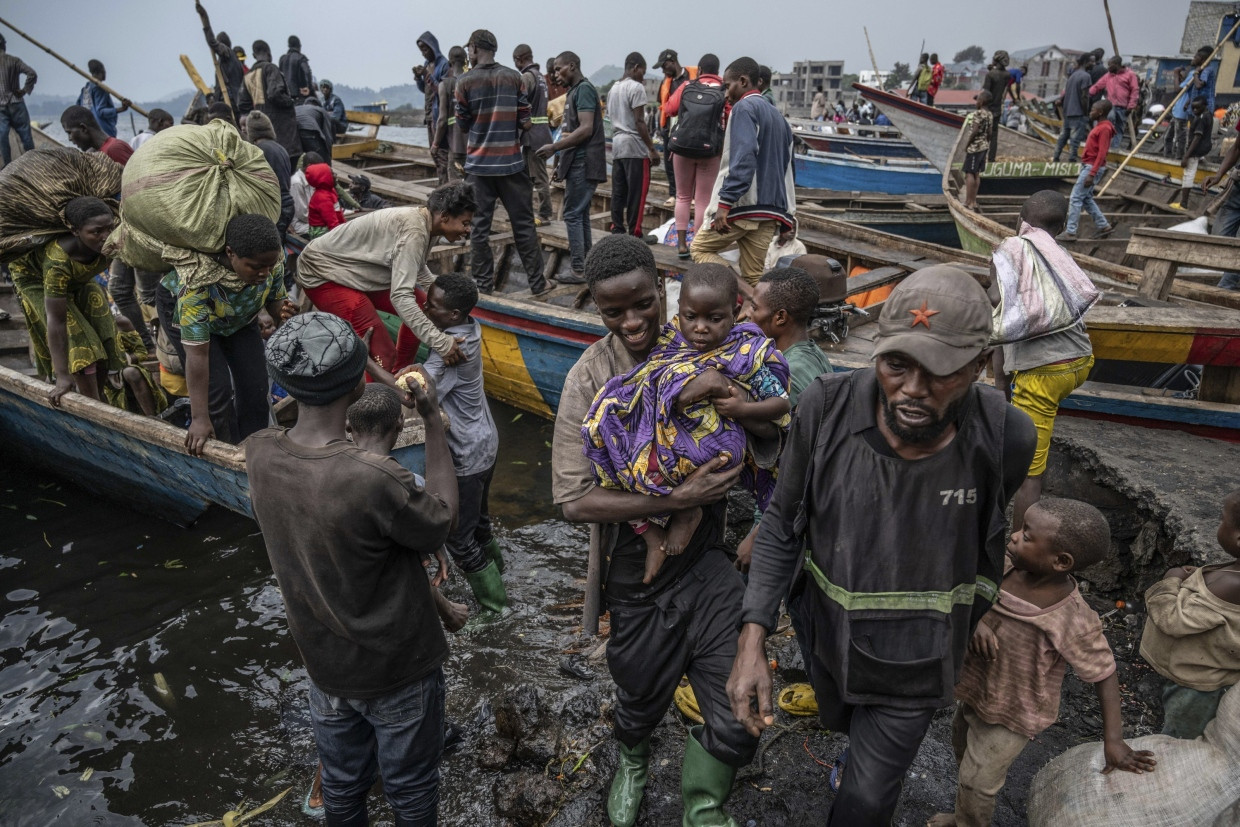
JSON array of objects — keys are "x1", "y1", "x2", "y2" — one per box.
[
  {"x1": 105, "y1": 315, "x2": 168, "y2": 416},
  {"x1": 1140, "y1": 488, "x2": 1240, "y2": 739},
  {"x1": 928, "y1": 498, "x2": 1156, "y2": 827},
  {"x1": 583, "y1": 263, "x2": 790, "y2": 584}
]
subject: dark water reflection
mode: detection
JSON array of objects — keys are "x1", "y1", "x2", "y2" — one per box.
[{"x1": 0, "y1": 400, "x2": 586, "y2": 826}]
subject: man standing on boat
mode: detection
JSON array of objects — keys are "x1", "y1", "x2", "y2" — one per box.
[
  {"x1": 248, "y1": 311, "x2": 458, "y2": 827},
  {"x1": 0, "y1": 33, "x2": 38, "y2": 167},
  {"x1": 239, "y1": 40, "x2": 302, "y2": 158},
  {"x1": 455, "y1": 30, "x2": 549, "y2": 296},
  {"x1": 513, "y1": 44, "x2": 555, "y2": 225},
  {"x1": 279, "y1": 36, "x2": 314, "y2": 105},
  {"x1": 1165, "y1": 47, "x2": 1216, "y2": 159},
  {"x1": 728, "y1": 266, "x2": 1036, "y2": 827},
  {"x1": 811, "y1": 86, "x2": 827, "y2": 121},
  {"x1": 414, "y1": 32, "x2": 450, "y2": 168},
  {"x1": 552, "y1": 234, "x2": 760, "y2": 827},
  {"x1": 536, "y1": 52, "x2": 607, "y2": 283},
  {"x1": 657, "y1": 50, "x2": 698, "y2": 207},
  {"x1": 690, "y1": 57, "x2": 795, "y2": 295},
  {"x1": 78, "y1": 60, "x2": 129, "y2": 139},
  {"x1": 1052, "y1": 53, "x2": 1093, "y2": 163},
  {"x1": 1089, "y1": 56, "x2": 1139, "y2": 149}
]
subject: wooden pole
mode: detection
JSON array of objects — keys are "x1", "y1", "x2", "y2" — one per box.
[
  {"x1": 0, "y1": 15, "x2": 149, "y2": 117},
  {"x1": 582, "y1": 523, "x2": 602, "y2": 636},
  {"x1": 1098, "y1": 16, "x2": 1240, "y2": 197},
  {"x1": 864, "y1": 27, "x2": 881, "y2": 78},
  {"x1": 1101, "y1": 0, "x2": 1139, "y2": 148}
]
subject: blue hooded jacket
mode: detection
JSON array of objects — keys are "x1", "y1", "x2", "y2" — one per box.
[
  {"x1": 415, "y1": 32, "x2": 450, "y2": 125},
  {"x1": 79, "y1": 81, "x2": 118, "y2": 137}
]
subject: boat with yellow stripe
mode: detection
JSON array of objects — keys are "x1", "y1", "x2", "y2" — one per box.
[{"x1": 334, "y1": 139, "x2": 1240, "y2": 440}]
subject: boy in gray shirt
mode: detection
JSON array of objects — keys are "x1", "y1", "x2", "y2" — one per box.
[{"x1": 420, "y1": 272, "x2": 505, "y2": 629}]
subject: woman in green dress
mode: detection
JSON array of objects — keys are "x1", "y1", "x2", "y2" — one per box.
[{"x1": 9, "y1": 196, "x2": 123, "y2": 407}]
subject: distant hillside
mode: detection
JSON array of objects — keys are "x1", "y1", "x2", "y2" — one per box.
[
  {"x1": 24, "y1": 81, "x2": 424, "y2": 124},
  {"x1": 589, "y1": 65, "x2": 622, "y2": 87}
]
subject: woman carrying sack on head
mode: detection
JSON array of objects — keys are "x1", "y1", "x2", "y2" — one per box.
[{"x1": 10, "y1": 196, "x2": 125, "y2": 407}]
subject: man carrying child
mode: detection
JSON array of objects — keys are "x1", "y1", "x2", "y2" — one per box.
[{"x1": 552, "y1": 235, "x2": 763, "y2": 827}]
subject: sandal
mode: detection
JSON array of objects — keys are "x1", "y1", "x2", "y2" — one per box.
[
  {"x1": 829, "y1": 746, "x2": 849, "y2": 792},
  {"x1": 678, "y1": 245, "x2": 691, "y2": 260}
]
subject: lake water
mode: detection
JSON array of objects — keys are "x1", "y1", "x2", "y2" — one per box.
[{"x1": 0, "y1": 398, "x2": 594, "y2": 826}]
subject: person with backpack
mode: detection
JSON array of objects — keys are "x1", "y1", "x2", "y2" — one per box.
[
  {"x1": 690, "y1": 57, "x2": 794, "y2": 293},
  {"x1": 664, "y1": 54, "x2": 725, "y2": 259},
  {"x1": 606, "y1": 52, "x2": 660, "y2": 238},
  {"x1": 657, "y1": 50, "x2": 699, "y2": 206}
]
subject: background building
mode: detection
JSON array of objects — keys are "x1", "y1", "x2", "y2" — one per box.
[
  {"x1": 1008, "y1": 45, "x2": 1086, "y2": 100},
  {"x1": 1181, "y1": 1, "x2": 1239, "y2": 106},
  {"x1": 770, "y1": 59, "x2": 846, "y2": 117}
]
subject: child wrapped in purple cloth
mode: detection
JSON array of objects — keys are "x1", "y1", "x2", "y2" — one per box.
[{"x1": 583, "y1": 264, "x2": 791, "y2": 584}]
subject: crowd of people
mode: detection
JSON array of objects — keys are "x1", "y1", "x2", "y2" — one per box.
[{"x1": 5, "y1": 24, "x2": 1240, "y2": 827}]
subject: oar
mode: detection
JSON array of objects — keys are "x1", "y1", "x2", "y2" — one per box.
[
  {"x1": 0, "y1": 15, "x2": 149, "y2": 117},
  {"x1": 1098, "y1": 15, "x2": 1240, "y2": 197}
]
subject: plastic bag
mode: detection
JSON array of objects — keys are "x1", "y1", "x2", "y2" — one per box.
[
  {"x1": 0, "y1": 147, "x2": 121, "y2": 262},
  {"x1": 106, "y1": 120, "x2": 279, "y2": 270},
  {"x1": 1027, "y1": 688, "x2": 1240, "y2": 826},
  {"x1": 990, "y1": 221, "x2": 1101, "y2": 345}
]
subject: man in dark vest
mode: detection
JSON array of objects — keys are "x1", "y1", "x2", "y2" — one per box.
[
  {"x1": 729, "y1": 266, "x2": 1036, "y2": 826},
  {"x1": 279, "y1": 35, "x2": 314, "y2": 104},
  {"x1": 513, "y1": 44, "x2": 554, "y2": 225},
  {"x1": 239, "y1": 40, "x2": 302, "y2": 157}
]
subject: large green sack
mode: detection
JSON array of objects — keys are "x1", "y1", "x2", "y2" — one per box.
[
  {"x1": 0, "y1": 147, "x2": 121, "y2": 262},
  {"x1": 107, "y1": 120, "x2": 280, "y2": 270}
]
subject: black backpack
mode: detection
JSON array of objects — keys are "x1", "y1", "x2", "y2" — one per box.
[{"x1": 669, "y1": 81, "x2": 726, "y2": 159}]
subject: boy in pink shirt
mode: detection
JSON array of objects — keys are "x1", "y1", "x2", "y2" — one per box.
[{"x1": 928, "y1": 498, "x2": 1155, "y2": 827}]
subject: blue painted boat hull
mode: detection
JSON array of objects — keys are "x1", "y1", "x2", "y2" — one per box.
[
  {"x1": 0, "y1": 368, "x2": 425, "y2": 525},
  {"x1": 793, "y1": 153, "x2": 941, "y2": 195}
]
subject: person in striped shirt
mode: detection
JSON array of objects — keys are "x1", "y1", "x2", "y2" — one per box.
[{"x1": 455, "y1": 29, "x2": 548, "y2": 297}]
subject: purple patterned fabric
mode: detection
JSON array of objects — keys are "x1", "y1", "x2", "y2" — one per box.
[{"x1": 581, "y1": 321, "x2": 790, "y2": 512}]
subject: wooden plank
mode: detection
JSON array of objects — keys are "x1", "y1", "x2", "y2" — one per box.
[
  {"x1": 1199, "y1": 366, "x2": 1240, "y2": 405},
  {"x1": 1137, "y1": 259, "x2": 1179, "y2": 302},
  {"x1": 1126, "y1": 228, "x2": 1240, "y2": 271},
  {"x1": 345, "y1": 110, "x2": 388, "y2": 126},
  {"x1": 332, "y1": 140, "x2": 380, "y2": 160}
]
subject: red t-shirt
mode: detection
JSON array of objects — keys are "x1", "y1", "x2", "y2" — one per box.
[
  {"x1": 1081, "y1": 119, "x2": 1115, "y2": 170},
  {"x1": 99, "y1": 137, "x2": 134, "y2": 166},
  {"x1": 928, "y1": 63, "x2": 945, "y2": 96}
]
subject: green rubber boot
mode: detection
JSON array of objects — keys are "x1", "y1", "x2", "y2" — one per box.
[
  {"x1": 607, "y1": 735, "x2": 651, "y2": 827},
  {"x1": 461, "y1": 560, "x2": 507, "y2": 632},
  {"x1": 681, "y1": 726, "x2": 738, "y2": 827},
  {"x1": 484, "y1": 536, "x2": 506, "y2": 573}
]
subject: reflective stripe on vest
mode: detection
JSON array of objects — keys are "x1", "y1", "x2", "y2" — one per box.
[
  {"x1": 447, "y1": 117, "x2": 456, "y2": 125},
  {"x1": 805, "y1": 557, "x2": 998, "y2": 614},
  {"x1": 530, "y1": 117, "x2": 549, "y2": 124}
]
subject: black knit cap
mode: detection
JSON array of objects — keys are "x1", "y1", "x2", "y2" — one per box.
[{"x1": 265, "y1": 312, "x2": 367, "y2": 405}]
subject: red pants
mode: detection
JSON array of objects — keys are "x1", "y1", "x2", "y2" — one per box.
[{"x1": 303, "y1": 282, "x2": 422, "y2": 376}]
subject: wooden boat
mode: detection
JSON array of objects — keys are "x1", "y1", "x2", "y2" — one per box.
[
  {"x1": 1024, "y1": 116, "x2": 1217, "y2": 186},
  {"x1": 332, "y1": 110, "x2": 389, "y2": 161},
  {"x1": 854, "y1": 84, "x2": 1240, "y2": 310},
  {"x1": 324, "y1": 159, "x2": 1240, "y2": 439},
  {"x1": 792, "y1": 149, "x2": 941, "y2": 194},
  {"x1": 788, "y1": 118, "x2": 922, "y2": 159},
  {"x1": 2, "y1": 123, "x2": 66, "y2": 169},
  {"x1": 339, "y1": 139, "x2": 968, "y2": 245},
  {"x1": 0, "y1": 359, "x2": 428, "y2": 524}
]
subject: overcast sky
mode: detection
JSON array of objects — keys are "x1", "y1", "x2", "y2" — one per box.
[{"x1": 0, "y1": 0, "x2": 1199, "y2": 100}]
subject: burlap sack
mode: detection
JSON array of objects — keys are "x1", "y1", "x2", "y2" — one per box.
[{"x1": 106, "y1": 119, "x2": 280, "y2": 270}]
